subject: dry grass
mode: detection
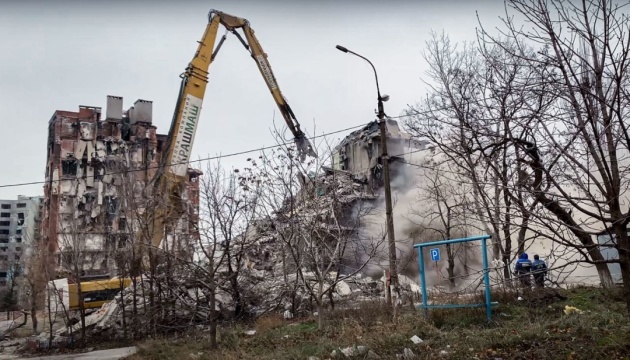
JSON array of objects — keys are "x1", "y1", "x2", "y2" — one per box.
[{"x1": 129, "y1": 287, "x2": 630, "y2": 360}]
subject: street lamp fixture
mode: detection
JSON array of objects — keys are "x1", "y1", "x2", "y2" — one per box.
[
  {"x1": 335, "y1": 45, "x2": 390, "y2": 119},
  {"x1": 335, "y1": 44, "x2": 399, "y2": 307}
]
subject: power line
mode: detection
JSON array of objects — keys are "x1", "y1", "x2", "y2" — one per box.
[
  {"x1": 0, "y1": 94, "x2": 533, "y2": 190},
  {"x1": 0, "y1": 123, "x2": 370, "y2": 190}
]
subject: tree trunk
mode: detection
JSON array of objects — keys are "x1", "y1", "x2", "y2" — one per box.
[
  {"x1": 614, "y1": 229, "x2": 630, "y2": 318},
  {"x1": 46, "y1": 288, "x2": 54, "y2": 349},
  {"x1": 76, "y1": 275, "x2": 86, "y2": 347},
  {"x1": 230, "y1": 275, "x2": 242, "y2": 319},
  {"x1": 209, "y1": 280, "x2": 217, "y2": 348},
  {"x1": 119, "y1": 277, "x2": 127, "y2": 339},
  {"x1": 316, "y1": 297, "x2": 323, "y2": 330},
  {"x1": 328, "y1": 285, "x2": 335, "y2": 310},
  {"x1": 446, "y1": 244, "x2": 455, "y2": 289},
  {"x1": 30, "y1": 290, "x2": 38, "y2": 335},
  {"x1": 617, "y1": 254, "x2": 630, "y2": 318}
]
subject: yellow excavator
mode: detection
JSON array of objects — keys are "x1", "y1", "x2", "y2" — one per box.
[
  {"x1": 146, "y1": 9, "x2": 316, "y2": 255},
  {"x1": 53, "y1": 9, "x2": 316, "y2": 312}
]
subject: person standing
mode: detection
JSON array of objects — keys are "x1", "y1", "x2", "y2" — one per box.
[
  {"x1": 514, "y1": 253, "x2": 532, "y2": 288},
  {"x1": 532, "y1": 254, "x2": 548, "y2": 288}
]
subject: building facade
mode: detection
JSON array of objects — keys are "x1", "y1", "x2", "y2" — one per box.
[
  {"x1": 331, "y1": 119, "x2": 429, "y2": 191},
  {"x1": 0, "y1": 195, "x2": 42, "y2": 287},
  {"x1": 40, "y1": 96, "x2": 201, "y2": 278}
]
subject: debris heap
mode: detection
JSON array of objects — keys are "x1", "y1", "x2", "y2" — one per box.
[{"x1": 54, "y1": 269, "x2": 421, "y2": 340}]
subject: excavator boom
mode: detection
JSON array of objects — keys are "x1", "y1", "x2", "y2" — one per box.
[
  {"x1": 144, "y1": 10, "x2": 316, "y2": 254},
  {"x1": 211, "y1": 10, "x2": 317, "y2": 161}
]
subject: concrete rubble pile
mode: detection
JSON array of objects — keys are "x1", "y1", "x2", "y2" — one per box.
[
  {"x1": 53, "y1": 269, "x2": 421, "y2": 340},
  {"x1": 53, "y1": 134, "x2": 427, "y2": 340}
]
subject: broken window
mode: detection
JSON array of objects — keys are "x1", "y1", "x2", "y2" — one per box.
[
  {"x1": 0, "y1": 230, "x2": 9, "y2": 235},
  {"x1": 17, "y1": 213, "x2": 24, "y2": 226},
  {"x1": 0, "y1": 238, "x2": 7, "y2": 244},
  {"x1": 14, "y1": 237, "x2": 21, "y2": 243},
  {"x1": 117, "y1": 235, "x2": 130, "y2": 249},
  {"x1": 0, "y1": 213, "x2": 9, "y2": 218},
  {"x1": 0, "y1": 247, "x2": 6, "y2": 252},
  {"x1": 16, "y1": 203, "x2": 26, "y2": 208},
  {"x1": 15, "y1": 229, "x2": 21, "y2": 235},
  {"x1": 118, "y1": 218, "x2": 127, "y2": 232},
  {"x1": 104, "y1": 196, "x2": 118, "y2": 215},
  {"x1": 0, "y1": 221, "x2": 9, "y2": 227},
  {"x1": 121, "y1": 118, "x2": 132, "y2": 141},
  {"x1": 15, "y1": 247, "x2": 21, "y2": 252},
  {"x1": 79, "y1": 122, "x2": 95, "y2": 140},
  {"x1": 0, "y1": 204, "x2": 10, "y2": 210},
  {"x1": 0, "y1": 272, "x2": 6, "y2": 278},
  {"x1": 62, "y1": 159, "x2": 78, "y2": 176}
]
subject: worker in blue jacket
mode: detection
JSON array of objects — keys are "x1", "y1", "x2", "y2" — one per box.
[
  {"x1": 514, "y1": 253, "x2": 532, "y2": 288},
  {"x1": 532, "y1": 254, "x2": 548, "y2": 288}
]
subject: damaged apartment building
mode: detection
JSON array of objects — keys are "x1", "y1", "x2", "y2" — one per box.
[
  {"x1": 331, "y1": 118, "x2": 429, "y2": 191},
  {"x1": 40, "y1": 96, "x2": 202, "y2": 278},
  {"x1": 241, "y1": 118, "x2": 429, "y2": 275}
]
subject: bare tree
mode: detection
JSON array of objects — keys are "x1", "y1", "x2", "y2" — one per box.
[
  {"x1": 195, "y1": 158, "x2": 261, "y2": 347},
  {"x1": 248, "y1": 136, "x2": 383, "y2": 329},
  {"x1": 470, "y1": 0, "x2": 630, "y2": 293},
  {"x1": 404, "y1": 31, "x2": 548, "y2": 280},
  {"x1": 413, "y1": 162, "x2": 478, "y2": 288},
  {"x1": 18, "y1": 236, "x2": 52, "y2": 335},
  {"x1": 57, "y1": 216, "x2": 98, "y2": 345}
]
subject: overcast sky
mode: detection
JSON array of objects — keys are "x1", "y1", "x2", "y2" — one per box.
[{"x1": 0, "y1": 0, "x2": 506, "y2": 199}]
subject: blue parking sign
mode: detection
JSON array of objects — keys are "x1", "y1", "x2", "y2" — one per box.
[{"x1": 430, "y1": 248, "x2": 440, "y2": 261}]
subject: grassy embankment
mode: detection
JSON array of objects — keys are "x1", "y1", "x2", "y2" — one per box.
[{"x1": 130, "y1": 286, "x2": 630, "y2": 360}]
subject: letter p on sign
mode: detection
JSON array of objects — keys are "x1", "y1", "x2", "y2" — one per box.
[{"x1": 430, "y1": 248, "x2": 440, "y2": 261}]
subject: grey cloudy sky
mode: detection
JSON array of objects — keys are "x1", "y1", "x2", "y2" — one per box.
[{"x1": 0, "y1": 0, "x2": 506, "y2": 199}]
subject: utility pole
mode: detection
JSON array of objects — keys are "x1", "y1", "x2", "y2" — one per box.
[
  {"x1": 335, "y1": 45, "x2": 399, "y2": 307},
  {"x1": 376, "y1": 97, "x2": 399, "y2": 307}
]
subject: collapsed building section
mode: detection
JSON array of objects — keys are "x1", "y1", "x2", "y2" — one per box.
[
  {"x1": 235, "y1": 119, "x2": 431, "y2": 300},
  {"x1": 331, "y1": 119, "x2": 429, "y2": 192},
  {"x1": 40, "y1": 96, "x2": 202, "y2": 278}
]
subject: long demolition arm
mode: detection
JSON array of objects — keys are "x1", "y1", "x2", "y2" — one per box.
[
  {"x1": 146, "y1": 10, "x2": 316, "y2": 251},
  {"x1": 211, "y1": 10, "x2": 317, "y2": 160}
]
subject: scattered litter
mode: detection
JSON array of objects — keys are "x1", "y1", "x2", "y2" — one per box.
[
  {"x1": 410, "y1": 335, "x2": 423, "y2": 344},
  {"x1": 244, "y1": 330, "x2": 256, "y2": 336},
  {"x1": 403, "y1": 348, "x2": 416, "y2": 359},
  {"x1": 439, "y1": 350, "x2": 448, "y2": 356},
  {"x1": 340, "y1": 347, "x2": 353, "y2": 357},
  {"x1": 564, "y1": 305, "x2": 583, "y2": 315},
  {"x1": 338, "y1": 345, "x2": 367, "y2": 357}
]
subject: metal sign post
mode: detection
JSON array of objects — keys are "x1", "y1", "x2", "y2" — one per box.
[{"x1": 414, "y1": 235, "x2": 497, "y2": 322}]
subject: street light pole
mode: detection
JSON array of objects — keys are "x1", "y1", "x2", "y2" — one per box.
[{"x1": 335, "y1": 45, "x2": 399, "y2": 307}]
